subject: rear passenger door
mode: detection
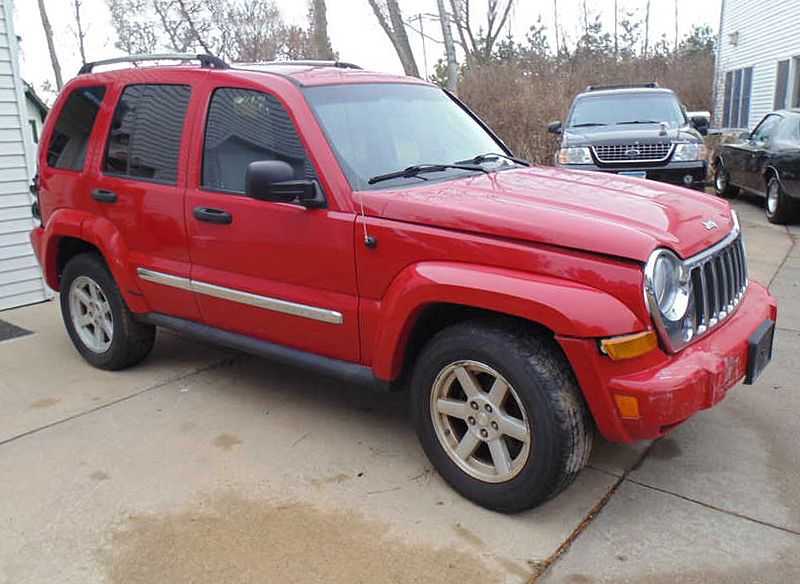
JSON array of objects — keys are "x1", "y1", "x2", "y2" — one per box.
[
  {"x1": 90, "y1": 82, "x2": 201, "y2": 321},
  {"x1": 185, "y1": 83, "x2": 360, "y2": 363}
]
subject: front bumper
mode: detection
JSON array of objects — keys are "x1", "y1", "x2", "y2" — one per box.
[
  {"x1": 556, "y1": 160, "x2": 708, "y2": 189},
  {"x1": 559, "y1": 282, "x2": 777, "y2": 443}
]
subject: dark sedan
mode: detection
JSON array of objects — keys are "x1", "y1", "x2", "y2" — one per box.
[{"x1": 713, "y1": 109, "x2": 800, "y2": 223}]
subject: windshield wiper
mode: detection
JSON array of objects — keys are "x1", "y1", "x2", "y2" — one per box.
[
  {"x1": 367, "y1": 163, "x2": 487, "y2": 185},
  {"x1": 615, "y1": 120, "x2": 661, "y2": 125},
  {"x1": 570, "y1": 122, "x2": 607, "y2": 128},
  {"x1": 455, "y1": 152, "x2": 530, "y2": 167}
]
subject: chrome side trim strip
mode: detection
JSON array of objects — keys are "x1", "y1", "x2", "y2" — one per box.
[
  {"x1": 136, "y1": 268, "x2": 344, "y2": 325},
  {"x1": 137, "y1": 268, "x2": 192, "y2": 291},
  {"x1": 191, "y1": 280, "x2": 344, "y2": 324}
]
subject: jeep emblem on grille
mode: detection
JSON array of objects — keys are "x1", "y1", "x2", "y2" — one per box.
[
  {"x1": 702, "y1": 219, "x2": 718, "y2": 230},
  {"x1": 625, "y1": 147, "x2": 641, "y2": 157}
]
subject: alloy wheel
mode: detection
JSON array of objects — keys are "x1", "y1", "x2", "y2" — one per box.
[
  {"x1": 715, "y1": 168, "x2": 727, "y2": 192},
  {"x1": 429, "y1": 360, "x2": 531, "y2": 483},
  {"x1": 69, "y1": 275, "x2": 114, "y2": 353},
  {"x1": 767, "y1": 180, "x2": 779, "y2": 215}
]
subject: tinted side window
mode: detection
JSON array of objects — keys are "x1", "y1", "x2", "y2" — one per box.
[
  {"x1": 47, "y1": 86, "x2": 106, "y2": 171},
  {"x1": 202, "y1": 88, "x2": 315, "y2": 193},
  {"x1": 105, "y1": 84, "x2": 191, "y2": 184}
]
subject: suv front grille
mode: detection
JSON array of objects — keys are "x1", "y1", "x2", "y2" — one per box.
[
  {"x1": 592, "y1": 143, "x2": 673, "y2": 163},
  {"x1": 689, "y1": 235, "x2": 748, "y2": 336}
]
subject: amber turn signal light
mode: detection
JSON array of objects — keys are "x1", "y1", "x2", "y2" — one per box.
[
  {"x1": 600, "y1": 331, "x2": 658, "y2": 361},
  {"x1": 614, "y1": 394, "x2": 641, "y2": 419}
]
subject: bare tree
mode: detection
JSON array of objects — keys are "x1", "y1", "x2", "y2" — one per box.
[
  {"x1": 436, "y1": 0, "x2": 458, "y2": 92},
  {"x1": 613, "y1": 0, "x2": 618, "y2": 60},
  {"x1": 107, "y1": 0, "x2": 314, "y2": 62},
  {"x1": 72, "y1": 0, "x2": 88, "y2": 65},
  {"x1": 643, "y1": 0, "x2": 651, "y2": 56},
  {"x1": 309, "y1": 0, "x2": 335, "y2": 59},
  {"x1": 552, "y1": 0, "x2": 560, "y2": 55},
  {"x1": 367, "y1": 0, "x2": 419, "y2": 77},
  {"x1": 36, "y1": 0, "x2": 63, "y2": 90},
  {"x1": 176, "y1": 0, "x2": 213, "y2": 54},
  {"x1": 449, "y1": 0, "x2": 514, "y2": 63},
  {"x1": 674, "y1": 0, "x2": 679, "y2": 52},
  {"x1": 581, "y1": 0, "x2": 591, "y2": 39}
]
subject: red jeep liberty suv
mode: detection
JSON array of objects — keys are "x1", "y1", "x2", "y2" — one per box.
[{"x1": 30, "y1": 55, "x2": 777, "y2": 513}]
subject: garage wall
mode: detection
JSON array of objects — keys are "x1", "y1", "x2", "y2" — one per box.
[{"x1": 0, "y1": 0, "x2": 49, "y2": 311}]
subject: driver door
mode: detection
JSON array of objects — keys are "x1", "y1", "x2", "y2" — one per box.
[
  {"x1": 740, "y1": 114, "x2": 781, "y2": 192},
  {"x1": 184, "y1": 80, "x2": 360, "y2": 362}
]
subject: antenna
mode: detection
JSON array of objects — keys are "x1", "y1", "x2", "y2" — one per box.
[{"x1": 357, "y1": 192, "x2": 378, "y2": 249}]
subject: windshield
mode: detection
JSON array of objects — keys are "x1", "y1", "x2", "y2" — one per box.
[
  {"x1": 568, "y1": 93, "x2": 687, "y2": 128},
  {"x1": 304, "y1": 83, "x2": 507, "y2": 190}
]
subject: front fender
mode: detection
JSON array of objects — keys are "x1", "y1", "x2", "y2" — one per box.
[{"x1": 370, "y1": 261, "x2": 646, "y2": 380}]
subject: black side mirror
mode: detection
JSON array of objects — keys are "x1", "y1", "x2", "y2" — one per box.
[
  {"x1": 245, "y1": 160, "x2": 325, "y2": 209},
  {"x1": 691, "y1": 115, "x2": 709, "y2": 136},
  {"x1": 547, "y1": 121, "x2": 563, "y2": 135},
  {"x1": 739, "y1": 130, "x2": 751, "y2": 141}
]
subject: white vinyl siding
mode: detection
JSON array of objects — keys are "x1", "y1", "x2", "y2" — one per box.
[
  {"x1": 715, "y1": 0, "x2": 800, "y2": 128},
  {"x1": 0, "y1": 0, "x2": 48, "y2": 310}
]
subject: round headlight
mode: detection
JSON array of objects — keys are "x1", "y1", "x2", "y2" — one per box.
[{"x1": 647, "y1": 249, "x2": 689, "y2": 322}]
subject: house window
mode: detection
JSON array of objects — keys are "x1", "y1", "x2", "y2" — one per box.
[
  {"x1": 793, "y1": 57, "x2": 800, "y2": 108},
  {"x1": 775, "y1": 60, "x2": 790, "y2": 109},
  {"x1": 722, "y1": 67, "x2": 753, "y2": 128},
  {"x1": 28, "y1": 119, "x2": 38, "y2": 144}
]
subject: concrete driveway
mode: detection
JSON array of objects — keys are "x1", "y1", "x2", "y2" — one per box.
[{"x1": 1, "y1": 196, "x2": 798, "y2": 584}]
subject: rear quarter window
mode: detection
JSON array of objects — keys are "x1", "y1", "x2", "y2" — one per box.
[{"x1": 46, "y1": 86, "x2": 106, "y2": 171}]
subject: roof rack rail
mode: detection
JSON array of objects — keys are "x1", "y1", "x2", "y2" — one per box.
[
  {"x1": 585, "y1": 82, "x2": 659, "y2": 91},
  {"x1": 78, "y1": 53, "x2": 229, "y2": 75},
  {"x1": 245, "y1": 60, "x2": 362, "y2": 70}
]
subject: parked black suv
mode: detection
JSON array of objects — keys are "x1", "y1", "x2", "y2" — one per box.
[{"x1": 548, "y1": 83, "x2": 709, "y2": 190}]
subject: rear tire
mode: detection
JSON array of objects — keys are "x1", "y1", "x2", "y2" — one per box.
[
  {"x1": 713, "y1": 162, "x2": 739, "y2": 198},
  {"x1": 765, "y1": 175, "x2": 797, "y2": 225},
  {"x1": 60, "y1": 253, "x2": 155, "y2": 370},
  {"x1": 409, "y1": 319, "x2": 593, "y2": 513}
]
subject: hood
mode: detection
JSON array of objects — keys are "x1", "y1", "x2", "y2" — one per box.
[
  {"x1": 562, "y1": 124, "x2": 702, "y2": 146},
  {"x1": 359, "y1": 166, "x2": 733, "y2": 262}
]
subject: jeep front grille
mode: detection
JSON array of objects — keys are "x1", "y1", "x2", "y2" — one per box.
[
  {"x1": 689, "y1": 235, "x2": 748, "y2": 336},
  {"x1": 592, "y1": 143, "x2": 673, "y2": 163},
  {"x1": 644, "y1": 216, "x2": 749, "y2": 353}
]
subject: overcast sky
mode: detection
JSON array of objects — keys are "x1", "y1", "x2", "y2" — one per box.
[{"x1": 13, "y1": 0, "x2": 722, "y2": 102}]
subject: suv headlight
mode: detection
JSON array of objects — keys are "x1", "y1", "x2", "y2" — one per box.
[
  {"x1": 644, "y1": 248, "x2": 694, "y2": 350},
  {"x1": 672, "y1": 143, "x2": 708, "y2": 162},
  {"x1": 557, "y1": 147, "x2": 592, "y2": 165}
]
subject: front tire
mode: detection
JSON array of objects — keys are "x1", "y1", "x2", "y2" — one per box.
[
  {"x1": 60, "y1": 253, "x2": 155, "y2": 370},
  {"x1": 713, "y1": 163, "x2": 739, "y2": 198},
  {"x1": 410, "y1": 320, "x2": 593, "y2": 513},
  {"x1": 765, "y1": 175, "x2": 796, "y2": 225}
]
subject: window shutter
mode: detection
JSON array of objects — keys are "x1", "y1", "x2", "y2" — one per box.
[
  {"x1": 775, "y1": 60, "x2": 790, "y2": 109},
  {"x1": 740, "y1": 67, "x2": 753, "y2": 128}
]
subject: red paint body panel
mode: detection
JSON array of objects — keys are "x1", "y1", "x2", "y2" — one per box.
[
  {"x1": 182, "y1": 73, "x2": 360, "y2": 362},
  {"x1": 561, "y1": 282, "x2": 777, "y2": 442},
  {"x1": 360, "y1": 165, "x2": 734, "y2": 263},
  {"x1": 367, "y1": 260, "x2": 644, "y2": 380},
  {"x1": 31, "y1": 63, "x2": 778, "y2": 446}
]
